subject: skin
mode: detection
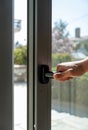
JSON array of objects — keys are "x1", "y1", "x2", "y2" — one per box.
[{"x1": 53, "y1": 57, "x2": 88, "y2": 81}]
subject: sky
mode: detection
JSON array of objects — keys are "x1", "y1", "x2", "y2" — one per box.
[
  {"x1": 14, "y1": 0, "x2": 27, "y2": 45},
  {"x1": 14, "y1": 0, "x2": 88, "y2": 44},
  {"x1": 52, "y1": 0, "x2": 88, "y2": 37}
]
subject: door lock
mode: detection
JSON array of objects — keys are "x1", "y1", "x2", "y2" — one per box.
[{"x1": 39, "y1": 64, "x2": 54, "y2": 84}]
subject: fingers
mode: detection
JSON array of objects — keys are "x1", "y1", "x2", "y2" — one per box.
[
  {"x1": 57, "y1": 64, "x2": 68, "y2": 72},
  {"x1": 53, "y1": 68, "x2": 74, "y2": 81},
  {"x1": 57, "y1": 64, "x2": 78, "y2": 72},
  {"x1": 58, "y1": 77, "x2": 73, "y2": 82},
  {"x1": 54, "y1": 62, "x2": 85, "y2": 81}
]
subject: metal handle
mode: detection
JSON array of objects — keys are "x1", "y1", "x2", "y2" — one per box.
[
  {"x1": 45, "y1": 71, "x2": 54, "y2": 78},
  {"x1": 39, "y1": 64, "x2": 62, "y2": 84},
  {"x1": 38, "y1": 64, "x2": 54, "y2": 84}
]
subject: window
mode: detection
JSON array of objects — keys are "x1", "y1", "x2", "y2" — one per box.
[
  {"x1": 1, "y1": 0, "x2": 88, "y2": 130},
  {"x1": 14, "y1": 0, "x2": 27, "y2": 130},
  {"x1": 51, "y1": 0, "x2": 88, "y2": 129}
]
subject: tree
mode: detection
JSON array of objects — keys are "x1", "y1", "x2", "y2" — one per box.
[
  {"x1": 14, "y1": 45, "x2": 27, "y2": 65},
  {"x1": 52, "y1": 19, "x2": 74, "y2": 53},
  {"x1": 52, "y1": 53, "x2": 73, "y2": 69}
]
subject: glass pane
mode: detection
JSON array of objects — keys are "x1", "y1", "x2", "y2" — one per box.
[
  {"x1": 14, "y1": 0, "x2": 27, "y2": 130},
  {"x1": 51, "y1": 0, "x2": 88, "y2": 130}
]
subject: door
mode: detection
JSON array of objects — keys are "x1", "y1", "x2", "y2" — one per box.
[{"x1": 28, "y1": 0, "x2": 88, "y2": 130}]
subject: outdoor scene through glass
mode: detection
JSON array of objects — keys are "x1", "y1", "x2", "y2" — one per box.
[
  {"x1": 51, "y1": 0, "x2": 88, "y2": 130},
  {"x1": 14, "y1": 0, "x2": 27, "y2": 130},
  {"x1": 13, "y1": 0, "x2": 88, "y2": 130}
]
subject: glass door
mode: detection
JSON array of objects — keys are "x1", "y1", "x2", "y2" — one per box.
[{"x1": 51, "y1": 0, "x2": 88, "y2": 129}]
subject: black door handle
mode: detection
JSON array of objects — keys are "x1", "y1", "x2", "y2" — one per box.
[{"x1": 38, "y1": 64, "x2": 54, "y2": 84}]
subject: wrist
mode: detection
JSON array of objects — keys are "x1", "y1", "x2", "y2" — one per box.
[{"x1": 81, "y1": 58, "x2": 88, "y2": 73}]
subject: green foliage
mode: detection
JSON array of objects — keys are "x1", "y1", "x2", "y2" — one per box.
[
  {"x1": 14, "y1": 45, "x2": 27, "y2": 65},
  {"x1": 52, "y1": 53, "x2": 73, "y2": 68},
  {"x1": 78, "y1": 72, "x2": 88, "y2": 81}
]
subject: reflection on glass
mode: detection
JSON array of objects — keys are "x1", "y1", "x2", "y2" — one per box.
[
  {"x1": 14, "y1": 0, "x2": 27, "y2": 130},
  {"x1": 52, "y1": 0, "x2": 88, "y2": 129}
]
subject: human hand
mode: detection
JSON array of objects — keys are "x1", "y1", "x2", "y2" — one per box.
[{"x1": 53, "y1": 61, "x2": 86, "y2": 81}]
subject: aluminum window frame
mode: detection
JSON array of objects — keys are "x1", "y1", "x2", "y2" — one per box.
[
  {"x1": 0, "y1": 0, "x2": 13, "y2": 129},
  {"x1": 27, "y1": 0, "x2": 52, "y2": 130}
]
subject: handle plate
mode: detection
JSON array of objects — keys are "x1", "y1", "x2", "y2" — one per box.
[{"x1": 39, "y1": 64, "x2": 53, "y2": 84}]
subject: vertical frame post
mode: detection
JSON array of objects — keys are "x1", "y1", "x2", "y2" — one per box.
[
  {"x1": 0, "y1": 0, "x2": 13, "y2": 130},
  {"x1": 34, "y1": 0, "x2": 51, "y2": 130}
]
